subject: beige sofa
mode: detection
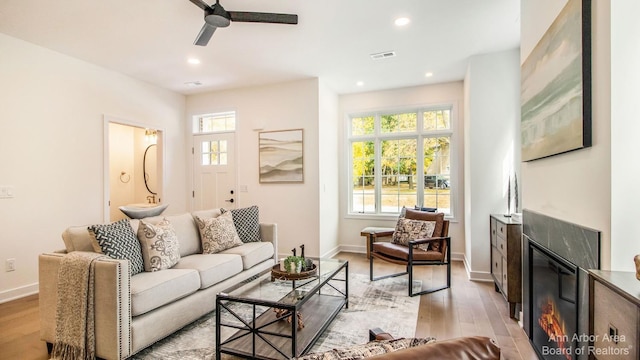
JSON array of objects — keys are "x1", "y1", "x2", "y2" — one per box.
[{"x1": 38, "y1": 208, "x2": 277, "y2": 360}]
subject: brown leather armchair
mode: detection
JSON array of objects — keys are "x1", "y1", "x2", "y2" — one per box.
[
  {"x1": 369, "y1": 209, "x2": 451, "y2": 296},
  {"x1": 368, "y1": 329, "x2": 500, "y2": 360}
]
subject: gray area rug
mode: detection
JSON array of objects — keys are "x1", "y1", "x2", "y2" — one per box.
[{"x1": 131, "y1": 273, "x2": 420, "y2": 359}]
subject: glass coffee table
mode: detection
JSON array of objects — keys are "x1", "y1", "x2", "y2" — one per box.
[{"x1": 216, "y1": 258, "x2": 348, "y2": 360}]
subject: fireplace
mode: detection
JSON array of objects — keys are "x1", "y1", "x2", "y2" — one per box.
[{"x1": 522, "y1": 210, "x2": 600, "y2": 360}]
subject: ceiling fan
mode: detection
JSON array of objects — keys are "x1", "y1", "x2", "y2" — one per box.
[{"x1": 188, "y1": 0, "x2": 298, "y2": 46}]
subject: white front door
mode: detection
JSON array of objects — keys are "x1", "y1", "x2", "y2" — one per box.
[{"x1": 193, "y1": 132, "x2": 236, "y2": 210}]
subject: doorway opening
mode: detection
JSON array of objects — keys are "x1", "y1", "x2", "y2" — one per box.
[{"x1": 104, "y1": 116, "x2": 164, "y2": 222}]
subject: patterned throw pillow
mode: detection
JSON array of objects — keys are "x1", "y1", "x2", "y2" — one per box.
[
  {"x1": 391, "y1": 218, "x2": 436, "y2": 251},
  {"x1": 137, "y1": 218, "x2": 181, "y2": 272},
  {"x1": 88, "y1": 219, "x2": 144, "y2": 275},
  {"x1": 221, "y1": 206, "x2": 261, "y2": 243},
  {"x1": 194, "y1": 212, "x2": 243, "y2": 254},
  {"x1": 297, "y1": 337, "x2": 437, "y2": 360}
]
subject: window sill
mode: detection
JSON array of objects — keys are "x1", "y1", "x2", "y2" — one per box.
[{"x1": 345, "y1": 212, "x2": 458, "y2": 223}]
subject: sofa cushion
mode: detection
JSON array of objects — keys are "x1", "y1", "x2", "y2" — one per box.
[
  {"x1": 172, "y1": 254, "x2": 243, "y2": 289},
  {"x1": 142, "y1": 213, "x2": 202, "y2": 257},
  {"x1": 88, "y1": 219, "x2": 145, "y2": 275},
  {"x1": 62, "y1": 226, "x2": 96, "y2": 253},
  {"x1": 130, "y1": 268, "x2": 200, "y2": 316},
  {"x1": 297, "y1": 337, "x2": 436, "y2": 360},
  {"x1": 221, "y1": 206, "x2": 261, "y2": 243},
  {"x1": 219, "y1": 242, "x2": 274, "y2": 270},
  {"x1": 195, "y1": 212, "x2": 243, "y2": 254},
  {"x1": 137, "y1": 218, "x2": 181, "y2": 272}
]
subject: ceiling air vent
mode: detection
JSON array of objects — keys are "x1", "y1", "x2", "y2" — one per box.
[{"x1": 370, "y1": 51, "x2": 396, "y2": 60}]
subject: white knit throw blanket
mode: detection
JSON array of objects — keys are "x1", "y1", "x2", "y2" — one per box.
[{"x1": 51, "y1": 252, "x2": 108, "y2": 360}]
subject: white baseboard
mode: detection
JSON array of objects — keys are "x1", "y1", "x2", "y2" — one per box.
[
  {"x1": 0, "y1": 283, "x2": 38, "y2": 304},
  {"x1": 461, "y1": 255, "x2": 493, "y2": 282}
]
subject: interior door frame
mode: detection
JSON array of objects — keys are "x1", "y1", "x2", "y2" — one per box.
[
  {"x1": 103, "y1": 115, "x2": 165, "y2": 223},
  {"x1": 191, "y1": 130, "x2": 239, "y2": 211}
]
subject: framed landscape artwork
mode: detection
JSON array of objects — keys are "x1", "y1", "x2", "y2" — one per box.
[
  {"x1": 521, "y1": 0, "x2": 591, "y2": 162},
  {"x1": 259, "y1": 129, "x2": 304, "y2": 183}
]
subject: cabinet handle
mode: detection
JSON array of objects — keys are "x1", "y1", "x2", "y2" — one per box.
[{"x1": 500, "y1": 244, "x2": 503, "y2": 250}]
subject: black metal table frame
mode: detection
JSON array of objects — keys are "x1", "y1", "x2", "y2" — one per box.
[{"x1": 216, "y1": 260, "x2": 348, "y2": 360}]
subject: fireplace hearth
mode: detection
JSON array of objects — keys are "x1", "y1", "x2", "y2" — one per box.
[{"x1": 523, "y1": 210, "x2": 600, "y2": 360}]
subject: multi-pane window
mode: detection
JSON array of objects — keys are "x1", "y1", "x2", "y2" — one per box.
[
  {"x1": 201, "y1": 140, "x2": 228, "y2": 166},
  {"x1": 349, "y1": 106, "x2": 453, "y2": 216},
  {"x1": 193, "y1": 111, "x2": 236, "y2": 133}
]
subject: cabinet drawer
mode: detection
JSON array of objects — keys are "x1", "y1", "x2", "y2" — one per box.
[
  {"x1": 593, "y1": 281, "x2": 638, "y2": 360},
  {"x1": 496, "y1": 233, "x2": 507, "y2": 258},
  {"x1": 490, "y1": 218, "x2": 497, "y2": 246},
  {"x1": 491, "y1": 246, "x2": 503, "y2": 287},
  {"x1": 496, "y1": 221, "x2": 507, "y2": 239}
]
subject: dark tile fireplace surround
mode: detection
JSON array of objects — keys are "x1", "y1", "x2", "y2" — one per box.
[{"x1": 523, "y1": 209, "x2": 601, "y2": 360}]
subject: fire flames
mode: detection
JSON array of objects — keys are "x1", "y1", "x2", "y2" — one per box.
[{"x1": 538, "y1": 299, "x2": 571, "y2": 360}]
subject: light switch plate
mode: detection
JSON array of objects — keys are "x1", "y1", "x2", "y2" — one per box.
[{"x1": 0, "y1": 186, "x2": 14, "y2": 199}]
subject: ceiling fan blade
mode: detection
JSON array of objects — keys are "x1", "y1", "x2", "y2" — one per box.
[
  {"x1": 194, "y1": 24, "x2": 216, "y2": 46},
  {"x1": 188, "y1": 0, "x2": 212, "y2": 11},
  {"x1": 228, "y1": 11, "x2": 298, "y2": 25}
]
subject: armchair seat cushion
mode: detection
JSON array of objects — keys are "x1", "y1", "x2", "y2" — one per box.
[{"x1": 372, "y1": 242, "x2": 444, "y2": 262}]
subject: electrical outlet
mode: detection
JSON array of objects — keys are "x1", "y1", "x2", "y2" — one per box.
[{"x1": 6, "y1": 258, "x2": 15, "y2": 272}]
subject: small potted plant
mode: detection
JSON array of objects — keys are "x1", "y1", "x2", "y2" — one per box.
[{"x1": 283, "y1": 255, "x2": 304, "y2": 273}]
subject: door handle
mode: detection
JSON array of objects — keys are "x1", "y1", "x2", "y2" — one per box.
[{"x1": 225, "y1": 198, "x2": 234, "y2": 203}]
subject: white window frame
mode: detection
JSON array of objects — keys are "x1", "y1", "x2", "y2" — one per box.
[
  {"x1": 347, "y1": 105, "x2": 457, "y2": 219},
  {"x1": 192, "y1": 111, "x2": 236, "y2": 134}
]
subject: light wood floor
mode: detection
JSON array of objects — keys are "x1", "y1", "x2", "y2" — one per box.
[{"x1": 0, "y1": 252, "x2": 538, "y2": 360}]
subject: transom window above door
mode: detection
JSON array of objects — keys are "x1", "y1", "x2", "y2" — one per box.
[{"x1": 193, "y1": 111, "x2": 236, "y2": 133}]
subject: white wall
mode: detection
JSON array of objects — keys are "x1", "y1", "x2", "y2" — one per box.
[
  {"x1": 611, "y1": 0, "x2": 640, "y2": 271},
  {"x1": 318, "y1": 81, "x2": 340, "y2": 257},
  {"x1": 464, "y1": 49, "x2": 521, "y2": 279},
  {"x1": 0, "y1": 34, "x2": 187, "y2": 302},
  {"x1": 337, "y1": 82, "x2": 466, "y2": 257},
  {"x1": 185, "y1": 78, "x2": 322, "y2": 258},
  {"x1": 520, "y1": 0, "x2": 612, "y2": 269}
]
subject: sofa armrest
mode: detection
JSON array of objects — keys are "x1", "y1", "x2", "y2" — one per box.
[
  {"x1": 260, "y1": 223, "x2": 278, "y2": 263},
  {"x1": 39, "y1": 253, "x2": 132, "y2": 360},
  {"x1": 367, "y1": 336, "x2": 500, "y2": 360}
]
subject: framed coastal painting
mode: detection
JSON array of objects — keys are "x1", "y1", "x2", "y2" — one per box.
[
  {"x1": 259, "y1": 129, "x2": 304, "y2": 183},
  {"x1": 521, "y1": 0, "x2": 591, "y2": 162}
]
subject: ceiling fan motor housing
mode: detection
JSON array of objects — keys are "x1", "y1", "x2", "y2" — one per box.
[{"x1": 204, "y1": 5, "x2": 231, "y2": 27}]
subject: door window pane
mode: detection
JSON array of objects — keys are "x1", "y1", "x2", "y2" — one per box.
[{"x1": 201, "y1": 140, "x2": 228, "y2": 166}]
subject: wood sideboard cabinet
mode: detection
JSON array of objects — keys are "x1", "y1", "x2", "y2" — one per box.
[
  {"x1": 490, "y1": 214, "x2": 522, "y2": 319},
  {"x1": 588, "y1": 270, "x2": 640, "y2": 360}
]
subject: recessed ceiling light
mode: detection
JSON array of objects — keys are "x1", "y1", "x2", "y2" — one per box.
[
  {"x1": 425, "y1": 72, "x2": 434, "y2": 77},
  {"x1": 187, "y1": 58, "x2": 201, "y2": 65},
  {"x1": 356, "y1": 81, "x2": 364, "y2": 87},
  {"x1": 184, "y1": 81, "x2": 203, "y2": 87},
  {"x1": 394, "y1": 17, "x2": 410, "y2": 27}
]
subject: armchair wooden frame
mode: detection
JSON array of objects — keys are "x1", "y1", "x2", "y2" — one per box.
[{"x1": 369, "y1": 224, "x2": 451, "y2": 297}]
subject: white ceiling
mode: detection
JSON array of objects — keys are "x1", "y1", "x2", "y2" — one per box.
[{"x1": 0, "y1": 0, "x2": 520, "y2": 95}]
